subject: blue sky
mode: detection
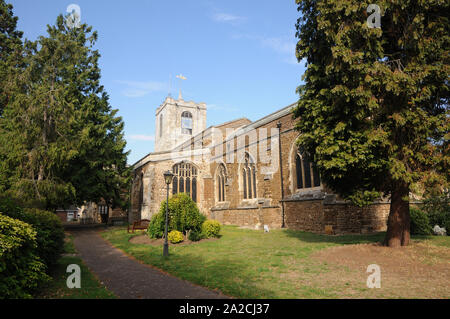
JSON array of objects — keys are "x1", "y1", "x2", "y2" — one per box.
[{"x1": 9, "y1": 0, "x2": 306, "y2": 164}]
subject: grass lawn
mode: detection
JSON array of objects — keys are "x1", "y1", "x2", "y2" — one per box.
[
  {"x1": 37, "y1": 232, "x2": 116, "y2": 299},
  {"x1": 100, "y1": 225, "x2": 450, "y2": 299}
]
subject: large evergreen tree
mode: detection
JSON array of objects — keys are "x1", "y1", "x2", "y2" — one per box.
[
  {"x1": 0, "y1": 0, "x2": 23, "y2": 116},
  {"x1": 0, "y1": 14, "x2": 130, "y2": 210},
  {"x1": 294, "y1": 0, "x2": 449, "y2": 247}
]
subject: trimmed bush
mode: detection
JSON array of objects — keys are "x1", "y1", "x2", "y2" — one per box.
[
  {"x1": 168, "y1": 230, "x2": 184, "y2": 244},
  {"x1": 202, "y1": 220, "x2": 221, "y2": 238},
  {"x1": 0, "y1": 213, "x2": 50, "y2": 299},
  {"x1": 147, "y1": 212, "x2": 165, "y2": 239},
  {"x1": 422, "y1": 191, "x2": 450, "y2": 235},
  {"x1": 410, "y1": 207, "x2": 432, "y2": 235},
  {"x1": 148, "y1": 193, "x2": 206, "y2": 238},
  {"x1": 188, "y1": 230, "x2": 205, "y2": 242}
]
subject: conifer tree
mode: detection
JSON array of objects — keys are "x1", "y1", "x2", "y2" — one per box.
[
  {"x1": 294, "y1": 0, "x2": 449, "y2": 247},
  {"x1": 0, "y1": 0, "x2": 23, "y2": 116},
  {"x1": 0, "y1": 14, "x2": 130, "y2": 210}
]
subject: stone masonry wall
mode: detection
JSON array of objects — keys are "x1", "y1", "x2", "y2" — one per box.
[
  {"x1": 285, "y1": 199, "x2": 390, "y2": 234},
  {"x1": 132, "y1": 101, "x2": 390, "y2": 235}
]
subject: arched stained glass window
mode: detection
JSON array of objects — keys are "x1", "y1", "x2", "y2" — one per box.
[
  {"x1": 242, "y1": 153, "x2": 256, "y2": 199},
  {"x1": 217, "y1": 164, "x2": 226, "y2": 202},
  {"x1": 172, "y1": 176, "x2": 178, "y2": 195},
  {"x1": 295, "y1": 149, "x2": 321, "y2": 190},
  {"x1": 179, "y1": 177, "x2": 184, "y2": 193},
  {"x1": 171, "y1": 162, "x2": 198, "y2": 202},
  {"x1": 186, "y1": 177, "x2": 191, "y2": 195}
]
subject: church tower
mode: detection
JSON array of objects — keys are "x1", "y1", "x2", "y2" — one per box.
[{"x1": 154, "y1": 94, "x2": 207, "y2": 152}]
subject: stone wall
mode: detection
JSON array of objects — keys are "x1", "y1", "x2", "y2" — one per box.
[
  {"x1": 131, "y1": 100, "x2": 391, "y2": 235},
  {"x1": 211, "y1": 206, "x2": 282, "y2": 229},
  {"x1": 284, "y1": 199, "x2": 390, "y2": 234}
]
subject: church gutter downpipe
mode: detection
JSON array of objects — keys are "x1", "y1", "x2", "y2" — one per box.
[{"x1": 276, "y1": 121, "x2": 286, "y2": 228}]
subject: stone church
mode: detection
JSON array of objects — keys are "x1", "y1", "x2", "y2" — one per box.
[{"x1": 130, "y1": 94, "x2": 390, "y2": 234}]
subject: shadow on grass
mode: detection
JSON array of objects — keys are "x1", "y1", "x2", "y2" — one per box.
[
  {"x1": 283, "y1": 229, "x2": 386, "y2": 245},
  {"x1": 101, "y1": 227, "x2": 278, "y2": 298}
]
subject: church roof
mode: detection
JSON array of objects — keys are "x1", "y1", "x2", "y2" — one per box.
[{"x1": 131, "y1": 102, "x2": 296, "y2": 170}]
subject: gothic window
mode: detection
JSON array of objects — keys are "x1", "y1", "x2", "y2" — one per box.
[
  {"x1": 242, "y1": 153, "x2": 256, "y2": 199},
  {"x1": 159, "y1": 114, "x2": 163, "y2": 137},
  {"x1": 139, "y1": 173, "x2": 144, "y2": 207},
  {"x1": 295, "y1": 149, "x2": 321, "y2": 190},
  {"x1": 217, "y1": 164, "x2": 226, "y2": 202},
  {"x1": 172, "y1": 162, "x2": 198, "y2": 202},
  {"x1": 181, "y1": 111, "x2": 193, "y2": 135}
]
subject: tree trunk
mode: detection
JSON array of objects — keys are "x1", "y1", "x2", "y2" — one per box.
[{"x1": 384, "y1": 183, "x2": 410, "y2": 247}]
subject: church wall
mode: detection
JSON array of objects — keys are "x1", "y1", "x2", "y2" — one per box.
[
  {"x1": 131, "y1": 99, "x2": 390, "y2": 235},
  {"x1": 284, "y1": 200, "x2": 390, "y2": 234}
]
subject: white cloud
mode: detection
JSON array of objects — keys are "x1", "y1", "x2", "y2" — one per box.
[
  {"x1": 259, "y1": 37, "x2": 296, "y2": 55},
  {"x1": 212, "y1": 12, "x2": 245, "y2": 25},
  {"x1": 117, "y1": 80, "x2": 167, "y2": 98},
  {"x1": 232, "y1": 34, "x2": 301, "y2": 65},
  {"x1": 129, "y1": 135, "x2": 155, "y2": 141}
]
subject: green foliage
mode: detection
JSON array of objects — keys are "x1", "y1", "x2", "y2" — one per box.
[
  {"x1": 202, "y1": 220, "x2": 221, "y2": 238},
  {"x1": 410, "y1": 207, "x2": 432, "y2": 235},
  {"x1": 22, "y1": 208, "x2": 65, "y2": 268},
  {"x1": 294, "y1": 0, "x2": 449, "y2": 207},
  {"x1": 0, "y1": 213, "x2": 50, "y2": 299},
  {"x1": 0, "y1": 13, "x2": 130, "y2": 210},
  {"x1": 422, "y1": 191, "x2": 450, "y2": 232},
  {"x1": 168, "y1": 230, "x2": 184, "y2": 244},
  {"x1": 188, "y1": 230, "x2": 205, "y2": 242},
  {"x1": 148, "y1": 193, "x2": 206, "y2": 239},
  {"x1": 0, "y1": 0, "x2": 23, "y2": 117},
  {"x1": 0, "y1": 197, "x2": 65, "y2": 268},
  {"x1": 147, "y1": 212, "x2": 165, "y2": 239}
]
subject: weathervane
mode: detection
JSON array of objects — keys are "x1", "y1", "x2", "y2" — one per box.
[{"x1": 176, "y1": 74, "x2": 187, "y2": 100}]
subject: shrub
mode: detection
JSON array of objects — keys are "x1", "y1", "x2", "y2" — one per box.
[
  {"x1": 148, "y1": 193, "x2": 206, "y2": 238},
  {"x1": 0, "y1": 196, "x2": 65, "y2": 269},
  {"x1": 168, "y1": 230, "x2": 184, "y2": 244},
  {"x1": 22, "y1": 208, "x2": 65, "y2": 268},
  {"x1": 0, "y1": 213, "x2": 50, "y2": 299},
  {"x1": 202, "y1": 220, "x2": 221, "y2": 238},
  {"x1": 410, "y1": 207, "x2": 432, "y2": 235},
  {"x1": 422, "y1": 191, "x2": 450, "y2": 233},
  {"x1": 188, "y1": 230, "x2": 205, "y2": 242},
  {"x1": 444, "y1": 219, "x2": 450, "y2": 235},
  {"x1": 147, "y1": 212, "x2": 165, "y2": 239}
]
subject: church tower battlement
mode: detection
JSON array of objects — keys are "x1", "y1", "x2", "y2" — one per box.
[{"x1": 154, "y1": 95, "x2": 207, "y2": 152}]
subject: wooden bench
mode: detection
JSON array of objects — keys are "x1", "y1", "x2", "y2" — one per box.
[{"x1": 127, "y1": 219, "x2": 150, "y2": 233}]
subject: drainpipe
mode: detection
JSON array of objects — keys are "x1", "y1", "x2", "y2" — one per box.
[{"x1": 276, "y1": 122, "x2": 286, "y2": 228}]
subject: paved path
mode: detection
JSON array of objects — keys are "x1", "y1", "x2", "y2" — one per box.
[{"x1": 72, "y1": 230, "x2": 227, "y2": 299}]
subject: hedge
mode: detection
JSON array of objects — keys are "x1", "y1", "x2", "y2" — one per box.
[
  {"x1": 0, "y1": 213, "x2": 50, "y2": 299},
  {"x1": 410, "y1": 207, "x2": 432, "y2": 235},
  {"x1": 0, "y1": 197, "x2": 64, "y2": 269}
]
